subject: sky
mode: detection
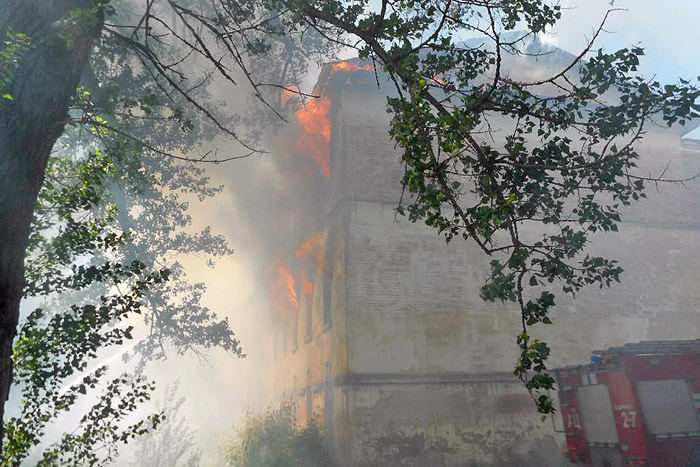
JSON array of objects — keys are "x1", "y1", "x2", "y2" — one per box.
[
  {"x1": 353, "y1": 0, "x2": 700, "y2": 85},
  {"x1": 539, "y1": 0, "x2": 700, "y2": 84}
]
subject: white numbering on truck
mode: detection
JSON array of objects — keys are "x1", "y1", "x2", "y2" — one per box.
[{"x1": 620, "y1": 411, "x2": 637, "y2": 429}]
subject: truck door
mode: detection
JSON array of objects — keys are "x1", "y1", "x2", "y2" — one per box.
[
  {"x1": 577, "y1": 384, "x2": 623, "y2": 467},
  {"x1": 636, "y1": 379, "x2": 699, "y2": 436}
]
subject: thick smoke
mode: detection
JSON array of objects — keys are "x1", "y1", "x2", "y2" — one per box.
[{"x1": 130, "y1": 60, "x2": 343, "y2": 463}]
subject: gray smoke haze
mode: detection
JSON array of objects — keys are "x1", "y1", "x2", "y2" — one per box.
[{"x1": 107, "y1": 53, "x2": 339, "y2": 464}]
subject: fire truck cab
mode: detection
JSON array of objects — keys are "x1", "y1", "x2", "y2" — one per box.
[{"x1": 556, "y1": 340, "x2": 700, "y2": 467}]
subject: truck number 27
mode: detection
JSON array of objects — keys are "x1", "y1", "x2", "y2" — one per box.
[{"x1": 620, "y1": 411, "x2": 637, "y2": 428}]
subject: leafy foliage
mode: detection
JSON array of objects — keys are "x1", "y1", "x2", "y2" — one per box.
[
  {"x1": 3, "y1": 152, "x2": 166, "y2": 466},
  {"x1": 222, "y1": 402, "x2": 334, "y2": 467},
  {"x1": 3, "y1": 1, "x2": 256, "y2": 462},
  {"x1": 5, "y1": 64, "x2": 242, "y2": 466},
  {"x1": 5, "y1": 135, "x2": 244, "y2": 463}
]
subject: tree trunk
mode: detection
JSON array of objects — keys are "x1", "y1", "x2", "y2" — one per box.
[{"x1": 0, "y1": 0, "x2": 102, "y2": 445}]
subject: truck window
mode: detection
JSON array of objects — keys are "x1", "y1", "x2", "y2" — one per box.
[
  {"x1": 577, "y1": 384, "x2": 619, "y2": 444},
  {"x1": 637, "y1": 379, "x2": 699, "y2": 435}
]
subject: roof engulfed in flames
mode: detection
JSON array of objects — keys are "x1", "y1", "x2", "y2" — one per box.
[
  {"x1": 290, "y1": 60, "x2": 377, "y2": 179},
  {"x1": 331, "y1": 61, "x2": 374, "y2": 73}
]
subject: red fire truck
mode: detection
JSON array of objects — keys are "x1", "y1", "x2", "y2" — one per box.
[{"x1": 555, "y1": 340, "x2": 700, "y2": 467}]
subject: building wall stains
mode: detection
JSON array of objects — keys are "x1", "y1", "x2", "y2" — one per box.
[
  {"x1": 348, "y1": 381, "x2": 554, "y2": 466},
  {"x1": 264, "y1": 62, "x2": 700, "y2": 466}
]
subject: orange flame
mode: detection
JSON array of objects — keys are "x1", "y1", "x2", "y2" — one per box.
[
  {"x1": 295, "y1": 232, "x2": 325, "y2": 266},
  {"x1": 294, "y1": 98, "x2": 331, "y2": 178},
  {"x1": 331, "y1": 61, "x2": 374, "y2": 73},
  {"x1": 272, "y1": 263, "x2": 298, "y2": 318},
  {"x1": 289, "y1": 61, "x2": 375, "y2": 179}
]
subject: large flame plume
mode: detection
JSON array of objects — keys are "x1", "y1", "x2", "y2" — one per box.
[
  {"x1": 294, "y1": 98, "x2": 332, "y2": 178},
  {"x1": 270, "y1": 231, "x2": 325, "y2": 320},
  {"x1": 290, "y1": 60, "x2": 377, "y2": 179},
  {"x1": 269, "y1": 60, "x2": 369, "y2": 321}
]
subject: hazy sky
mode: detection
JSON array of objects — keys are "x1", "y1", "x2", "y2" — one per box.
[{"x1": 544, "y1": 0, "x2": 700, "y2": 84}]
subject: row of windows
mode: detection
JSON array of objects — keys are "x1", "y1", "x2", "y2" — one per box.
[
  {"x1": 274, "y1": 232, "x2": 335, "y2": 360},
  {"x1": 284, "y1": 364, "x2": 333, "y2": 427}
]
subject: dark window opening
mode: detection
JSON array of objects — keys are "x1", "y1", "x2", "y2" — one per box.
[
  {"x1": 292, "y1": 296, "x2": 299, "y2": 351},
  {"x1": 323, "y1": 234, "x2": 334, "y2": 327}
]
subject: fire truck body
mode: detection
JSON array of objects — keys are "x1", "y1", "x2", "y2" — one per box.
[{"x1": 556, "y1": 341, "x2": 700, "y2": 467}]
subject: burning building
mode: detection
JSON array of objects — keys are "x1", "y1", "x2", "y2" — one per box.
[{"x1": 263, "y1": 56, "x2": 700, "y2": 466}]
